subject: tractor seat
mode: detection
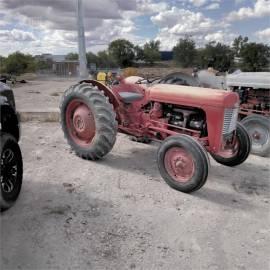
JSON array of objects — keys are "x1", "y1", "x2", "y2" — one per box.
[{"x1": 118, "y1": 92, "x2": 144, "y2": 103}]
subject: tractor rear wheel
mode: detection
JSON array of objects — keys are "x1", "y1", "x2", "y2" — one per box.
[
  {"x1": 157, "y1": 135, "x2": 209, "y2": 193},
  {"x1": 60, "y1": 83, "x2": 117, "y2": 160},
  {"x1": 241, "y1": 114, "x2": 270, "y2": 157},
  {"x1": 211, "y1": 122, "x2": 251, "y2": 166}
]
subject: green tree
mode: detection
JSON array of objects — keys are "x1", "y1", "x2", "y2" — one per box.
[
  {"x1": 108, "y1": 39, "x2": 135, "y2": 67},
  {"x1": 134, "y1": 45, "x2": 144, "y2": 61},
  {"x1": 36, "y1": 58, "x2": 52, "y2": 70},
  {"x1": 97, "y1": 51, "x2": 117, "y2": 68},
  {"x1": 0, "y1": 55, "x2": 6, "y2": 73},
  {"x1": 232, "y1": 35, "x2": 249, "y2": 57},
  {"x1": 143, "y1": 40, "x2": 161, "y2": 65},
  {"x1": 3, "y1": 52, "x2": 36, "y2": 75},
  {"x1": 240, "y1": 42, "x2": 270, "y2": 71},
  {"x1": 173, "y1": 37, "x2": 197, "y2": 68},
  {"x1": 198, "y1": 42, "x2": 234, "y2": 71},
  {"x1": 86, "y1": 52, "x2": 99, "y2": 65},
  {"x1": 65, "y1": 52, "x2": 78, "y2": 60}
]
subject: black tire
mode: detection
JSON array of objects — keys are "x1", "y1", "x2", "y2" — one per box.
[
  {"x1": 157, "y1": 135, "x2": 209, "y2": 193},
  {"x1": 241, "y1": 114, "x2": 270, "y2": 157},
  {"x1": 60, "y1": 83, "x2": 117, "y2": 160},
  {"x1": 159, "y1": 72, "x2": 200, "y2": 87},
  {"x1": 211, "y1": 122, "x2": 251, "y2": 166},
  {"x1": 0, "y1": 133, "x2": 23, "y2": 211},
  {"x1": 130, "y1": 136, "x2": 151, "y2": 144}
]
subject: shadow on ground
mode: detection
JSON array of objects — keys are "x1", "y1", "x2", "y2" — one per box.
[{"x1": 0, "y1": 178, "x2": 132, "y2": 270}]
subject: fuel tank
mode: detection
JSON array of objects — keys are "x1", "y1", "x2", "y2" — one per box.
[{"x1": 147, "y1": 84, "x2": 239, "y2": 108}]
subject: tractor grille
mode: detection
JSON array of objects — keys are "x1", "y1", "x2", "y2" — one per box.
[{"x1": 222, "y1": 107, "x2": 238, "y2": 135}]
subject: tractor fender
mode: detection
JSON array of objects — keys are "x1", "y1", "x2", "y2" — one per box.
[{"x1": 79, "y1": 80, "x2": 121, "y2": 109}]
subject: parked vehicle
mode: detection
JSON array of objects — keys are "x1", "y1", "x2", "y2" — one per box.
[
  {"x1": 0, "y1": 82, "x2": 23, "y2": 211},
  {"x1": 167, "y1": 70, "x2": 270, "y2": 157},
  {"x1": 226, "y1": 72, "x2": 270, "y2": 157},
  {"x1": 60, "y1": 76, "x2": 250, "y2": 193}
]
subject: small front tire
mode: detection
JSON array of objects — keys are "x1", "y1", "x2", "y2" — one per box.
[
  {"x1": 211, "y1": 122, "x2": 251, "y2": 167},
  {"x1": 157, "y1": 135, "x2": 209, "y2": 193}
]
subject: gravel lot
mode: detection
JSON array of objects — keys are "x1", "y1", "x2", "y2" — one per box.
[
  {"x1": 12, "y1": 78, "x2": 77, "y2": 112},
  {"x1": 1, "y1": 122, "x2": 269, "y2": 270}
]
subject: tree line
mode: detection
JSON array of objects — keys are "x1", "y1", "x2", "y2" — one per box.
[
  {"x1": 0, "y1": 35, "x2": 269, "y2": 75},
  {"x1": 65, "y1": 39, "x2": 161, "y2": 68},
  {"x1": 174, "y1": 36, "x2": 270, "y2": 72}
]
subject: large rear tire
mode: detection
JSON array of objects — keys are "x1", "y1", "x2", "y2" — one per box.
[
  {"x1": 0, "y1": 133, "x2": 23, "y2": 211},
  {"x1": 211, "y1": 123, "x2": 251, "y2": 166},
  {"x1": 60, "y1": 83, "x2": 117, "y2": 160},
  {"x1": 241, "y1": 114, "x2": 270, "y2": 157},
  {"x1": 157, "y1": 135, "x2": 209, "y2": 193}
]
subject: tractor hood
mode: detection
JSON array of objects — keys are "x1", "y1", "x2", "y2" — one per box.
[{"x1": 147, "y1": 84, "x2": 239, "y2": 108}]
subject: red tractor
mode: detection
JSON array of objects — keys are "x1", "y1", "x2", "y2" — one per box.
[{"x1": 60, "y1": 76, "x2": 251, "y2": 193}]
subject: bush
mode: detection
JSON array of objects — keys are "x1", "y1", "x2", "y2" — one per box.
[
  {"x1": 2, "y1": 52, "x2": 37, "y2": 75},
  {"x1": 173, "y1": 37, "x2": 197, "y2": 68},
  {"x1": 240, "y1": 42, "x2": 270, "y2": 71},
  {"x1": 143, "y1": 40, "x2": 161, "y2": 65},
  {"x1": 108, "y1": 39, "x2": 135, "y2": 67},
  {"x1": 197, "y1": 42, "x2": 234, "y2": 72}
]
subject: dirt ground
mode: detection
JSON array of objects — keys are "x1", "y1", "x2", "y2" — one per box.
[
  {"x1": 0, "y1": 122, "x2": 269, "y2": 270},
  {"x1": 11, "y1": 78, "x2": 77, "y2": 112}
]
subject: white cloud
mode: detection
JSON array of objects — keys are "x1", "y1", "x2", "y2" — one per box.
[
  {"x1": 150, "y1": 6, "x2": 231, "y2": 49},
  {"x1": 188, "y1": 0, "x2": 220, "y2": 8},
  {"x1": 0, "y1": 29, "x2": 36, "y2": 42},
  {"x1": 255, "y1": 27, "x2": 270, "y2": 43},
  {"x1": 137, "y1": 0, "x2": 168, "y2": 14},
  {"x1": 0, "y1": 0, "x2": 156, "y2": 55},
  {"x1": 204, "y1": 31, "x2": 236, "y2": 44},
  {"x1": 189, "y1": 0, "x2": 208, "y2": 7},
  {"x1": 0, "y1": 29, "x2": 38, "y2": 55},
  {"x1": 151, "y1": 7, "x2": 214, "y2": 33},
  {"x1": 234, "y1": 0, "x2": 246, "y2": 4},
  {"x1": 227, "y1": 0, "x2": 270, "y2": 21},
  {"x1": 150, "y1": 3, "x2": 239, "y2": 50},
  {"x1": 205, "y1": 2, "x2": 220, "y2": 10}
]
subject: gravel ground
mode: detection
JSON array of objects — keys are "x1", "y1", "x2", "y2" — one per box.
[
  {"x1": 12, "y1": 79, "x2": 77, "y2": 112},
  {"x1": 0, "y1": 122, "x2": 269, "y2": 270}
]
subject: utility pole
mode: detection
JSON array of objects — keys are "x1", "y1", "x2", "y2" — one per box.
[{"x1": 76, "y1": 0, "x2": 88, "y2": 79}]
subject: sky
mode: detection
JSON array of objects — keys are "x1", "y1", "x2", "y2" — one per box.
[{"x1": 0, "y1": 0, "x2": 269, "y2": 56}]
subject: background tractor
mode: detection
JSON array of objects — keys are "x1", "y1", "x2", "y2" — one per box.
[
  {"x1": 163, "y1": 70, "x2": 270, "y2": 157},
  {"x1": 60, "y1": 76, "x2": 250, "y2": 193},
  {"x1": 226, "y1": 72, "x2": 270, "y2": 157}
]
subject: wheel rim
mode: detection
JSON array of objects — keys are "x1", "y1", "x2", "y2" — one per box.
[
  {"x1": 164, "y1": 147, "x2": 195, "y2": 182},
  {"x1": 217, "y1": 136, "x2": 239, "y2": 158},
  {"x1": 245, "y1": 123, "x2": 269, "y2": 150},
  {"x1": 66, "y1": 99, "x2": 96, "y2": 146},
  {"x1": 1, "y1": 148, "x2": 18, "y2": 195}
]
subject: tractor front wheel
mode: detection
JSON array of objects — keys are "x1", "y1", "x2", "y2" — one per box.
[
  {"x1": 211, "y1": 122, "x2": 251, "y2": 166},
  {"x1": 60, "y1": 83, "x2": 117, "y2": 160},
  {"x1": 157, "y1": 135, "x2": 209, "y2": 193}
]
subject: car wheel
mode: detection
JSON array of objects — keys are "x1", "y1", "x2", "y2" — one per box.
[{"x1": 0, "y1": 133, "x2": 23, "y2": 211}]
